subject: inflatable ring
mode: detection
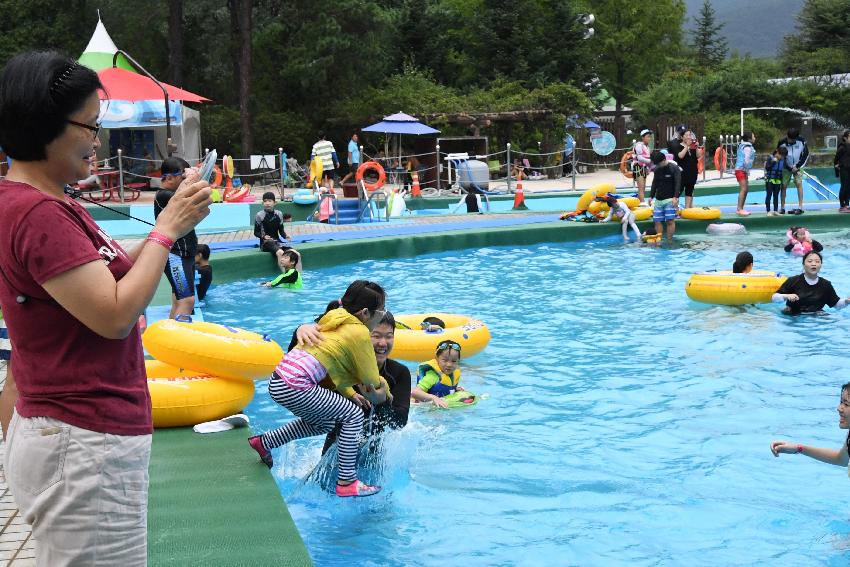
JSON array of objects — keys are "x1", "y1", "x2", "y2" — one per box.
[
  {"x1": 697, "y1": 152, "x2": 705, "y2": 174},
  {"x1": 223, "y1": 184, "x2": 250, "y2": 203},
  {"x1": 686, "y1": 270, "x2": 787, "y2": 305},
  {"x1": 356, "y1": 161, "x2": 386, "y2": 191},
  {"x1": 142, "y1": 320, "x2": 284, "y2": 381},
  {"x1": 196, "y1": 162, "x2": 223, "y2": 187},
  {"x1": 393, "y1": 313, "x2": 490, "y2": 362},
  {"x1": 633, "y1": 207, "x2": 653, "y2": 221},
  {"x1": 713, "y1": 147, "x2": 727, "y2": 172},
  {"x1": 707, "y1": 223, "x2": 746, "y2": 235},
  {"x1": 681, "y1": 207, "x2": 721, "y2": 220},
  {"x1": 146, "y1": 360, "x2": 255, "y2": 428},
  {"x1": 575, "y1": 183, "x2": 616, "y2": 213},
  {"x1": 620, "y1": 151, "x2": 634, "y2": 179},
  {"x1": 309, "y1": 157, "x2": 323, "y2": 185},
  {"x1": 292, "y1": 188, "x2": 318, "y2": 205}
]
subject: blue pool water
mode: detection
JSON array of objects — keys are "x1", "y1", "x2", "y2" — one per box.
[{"x1": 203, "y1": 228, "x2": 850, "y2": 566}]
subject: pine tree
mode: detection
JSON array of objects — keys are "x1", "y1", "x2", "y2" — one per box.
[{"x1": 692, "y1": 0, "x2": 728, "y2": 68}]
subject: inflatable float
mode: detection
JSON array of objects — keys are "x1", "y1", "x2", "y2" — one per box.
[
  {"x1": 146, "y1": 360, "x2": 255, "y2": 428},
  {"x1": 685, "y1": 270, "x2": 787, "y2": 305},
  {"x1": 707, "y1": 223, "x2": 746, "y2": 235},
  {"x1": 142, "y1": 320, "x2": 283, "y2": 381},
  {"x1": 413, "y1": 390, "x2": 480, "y2": 410},
  {"x1": 680, "y1": 207, "x2": 721, "y2": 220},
  {"x1": 292, "y1": 188, "x2": 318, "y2": 205},
  {"x1": 393, "y1": 313, "x2": 490, "y2": 362}
]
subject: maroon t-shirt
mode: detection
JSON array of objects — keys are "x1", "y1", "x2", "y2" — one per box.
[{"x1": 0, "y1": 180, "x2": 151, "y2": 435}]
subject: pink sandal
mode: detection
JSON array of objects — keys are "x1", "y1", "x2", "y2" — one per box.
[{"x1": 336, "y1": 480, "x2": 382, "y2": 498}]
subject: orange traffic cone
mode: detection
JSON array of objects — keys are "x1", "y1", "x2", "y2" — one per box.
[
  {"x1": 411, "y1": 170, "x2": 422, "y2": 197},
  {"x1": 513, "y1": 181, "x2": 527, "y2": 210}
]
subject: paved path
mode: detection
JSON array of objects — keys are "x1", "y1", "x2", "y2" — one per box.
[{"x1": 0, "y1": 362, "x2": 36, "y2": 566}]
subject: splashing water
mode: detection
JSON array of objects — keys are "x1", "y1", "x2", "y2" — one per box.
[{"x1": 746, "y1": 106, "x2": 849, "y2": 132}]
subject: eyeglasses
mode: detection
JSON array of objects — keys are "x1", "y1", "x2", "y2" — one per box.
[
  {"x1": 67, "y1": 119, "x2": 101, "y2": 139},
  {"x1": 436, "y1": 341, "x2": 461, "y2": 353}
]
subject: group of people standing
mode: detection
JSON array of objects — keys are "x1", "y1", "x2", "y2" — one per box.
[{"x1": 734, "y1": 127, "x2": 810, "y2": 216}]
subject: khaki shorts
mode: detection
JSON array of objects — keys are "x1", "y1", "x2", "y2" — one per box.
[
  {"x1": 5, "y1": 412, "x2": 151, "y2": 566},
  {"x1": 782, "y1": 169, "x2": 803, "y2": 187}
]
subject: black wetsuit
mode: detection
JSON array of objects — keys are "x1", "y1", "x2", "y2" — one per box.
[
  {"x1": 254, "y1": 210, "x2": 290, "y2": 254},
  {"x1": 834, "y1": 141, "x2": 850, "y2": 207},
  {"x1": 196, "y1": 264, "x2": 212, "y2": 300},
  {"x1": 776, "y1": 274, "x2": 841, "y2": 314},
  {"x1": 649, "y1": 163, "x2": 682, "y2": 201},
  {"x1": 154, "y1": 190, "x2": 198, "y2": 299}
]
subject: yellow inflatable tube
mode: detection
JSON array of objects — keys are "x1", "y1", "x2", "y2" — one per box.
[
  {"x1": 685, "y1": 270, "x2": 787, "y2": 305},
  {"x1": 575, "y1": 183, "x2": 616, "y2": 212},
  {"x1": 393, "y1": 313, "x2": 491, "y2": 362},
  {"x1": 143, "y1": 320, "x2": 283, "y2": 381},
  {"x1": 146, "y1": 360, "x2": 255, "y2": 428},
  {"x1": 633, "y1": 207, "x2": 653, "y2": 221},
  {"x1": 587, "y1": 197, "x2": 641, "y2": 217},
  {"x1": 680, "y1": 207, "x2": 721, "y2": 220}
]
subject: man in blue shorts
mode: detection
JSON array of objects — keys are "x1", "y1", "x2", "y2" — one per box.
[{"x1": 647, "y1": 150, "x2": 682, "y2": 243}]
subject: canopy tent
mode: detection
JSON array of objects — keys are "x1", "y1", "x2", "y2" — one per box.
[
  {"x1": 78, "y1": 15, "x2": 133, "y2": 72},
  {"x1": 79, "y1": 15, "x2": 208, "y2": 162},
  {"x1": 361, "y1": 112, "x2": 440, "y2": 163}
]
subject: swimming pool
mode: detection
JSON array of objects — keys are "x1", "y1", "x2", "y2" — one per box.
[{"x1": 204, "y1": 228, "x2": 850, "y2": 566}]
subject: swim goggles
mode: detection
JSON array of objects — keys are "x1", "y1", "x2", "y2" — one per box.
[{"x1": 436, "y1": 341, "x2": 461, "y2": 353}]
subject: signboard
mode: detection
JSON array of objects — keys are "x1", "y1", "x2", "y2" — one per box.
[{"x1": 591, "y1": 131, "x2": 616, "y2": 156}]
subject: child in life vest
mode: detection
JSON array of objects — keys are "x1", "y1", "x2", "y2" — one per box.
[
  {"x1": 597, "y1": 194, "x2": 642, "y2": 242},
  {"x1": 411, "y1": 340, "x2": 462, "y2": 409},
  {"x1": 784, "y1": 226, "x2": 823, "y2": 256}
]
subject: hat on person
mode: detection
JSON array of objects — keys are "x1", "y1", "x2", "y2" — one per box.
[
  {"x1": 640, "y1": 128, "x2": 652, "y2": 138},
  {"x1": 675, "y1": 124, "x2": 688, "y2": 134}
]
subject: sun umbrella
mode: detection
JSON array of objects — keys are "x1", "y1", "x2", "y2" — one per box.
[
  {"x1": 361, "y1": 112, "x2": 440, "y2": 163},
  {"x1": 97, "y1": 67, "x2": 209, "y2": 103}
]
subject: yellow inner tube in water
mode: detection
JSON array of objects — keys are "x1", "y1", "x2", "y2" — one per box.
[
  {"x1": 685, "y1": 269, "x2": 788, "y2": 305},
  {"x1": 393, "y1": 313, "x2": 491, "y2": 362},
  {"x1": 146, "y1": 360, "x2": 255, "y2": 428}
]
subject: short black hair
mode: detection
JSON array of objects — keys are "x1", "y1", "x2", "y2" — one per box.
[
  {"x1": 776, "y1": 146, "x2": 788, "y2": 157},
  {"x1": 378, "y1": 310, "x2": 396, "y2": 330},
  {"x1": 161, "y1": 156, "x2": 190, "y2": 176},
  {"x1": 741, "y1": 131, "x2": 753, "y2": 142},
  {"x1": 282, "y1": 213, "x2": 292, "y2": 221},
  {"x1": 650, "y1": 150, "x2": 666, "y2": 165},
  {"x1": 787, "y1": 127, "x2": 799, "y2": 139},
  {"x1": 732, "y1": 251, "x2": 753, "y2": 273},
  {"x1": 423, "y1": 316, "x2": 445, "y2": 328},
  {"x1": 197, "y1": 243, "x2": 211, "y2": 260},
  {"x1": 0, "y1": 51, "x2": 102, "y2": 161},
  {"x1": 281, "y1": 250, "x2": 299, "y2": 264},
  {"x1": 262, "y1": 191, "x2": 276, "y2": 201}
]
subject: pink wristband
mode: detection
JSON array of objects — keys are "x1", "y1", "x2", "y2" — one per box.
[
  {"x1": 796, "y1": 444, "x2": 804, "y2": 454},
  {"x1": 147, "y1": 230, "x2": 174, "y2": 251}
]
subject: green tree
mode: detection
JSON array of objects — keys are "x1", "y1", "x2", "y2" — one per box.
[
  {"x1": 692, "y1": 0, "x2": 728, "y2": 68},
  {"x1": 593, "y1": 0, "x2": 685, "y2": 120},
  {"x1": 781, "y1": 0, "x2": 850, "y2": 75}
]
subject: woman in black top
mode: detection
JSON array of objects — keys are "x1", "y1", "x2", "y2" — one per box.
[{"x1": 773, "y1": 251, "x2": 850, "y2": 314}]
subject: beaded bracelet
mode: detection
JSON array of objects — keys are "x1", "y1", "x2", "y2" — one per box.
[{"x1": 147, "y1": 230, "x2": 175, "y2": 250}]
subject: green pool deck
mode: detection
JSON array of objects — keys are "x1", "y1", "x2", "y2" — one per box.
[{"x1": 148, "y1": 428, "x2": 312, "y2": 567}]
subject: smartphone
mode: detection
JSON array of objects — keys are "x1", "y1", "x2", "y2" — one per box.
[{"x1": 198, "y1": 149, "x2": 218, "y2": 183}]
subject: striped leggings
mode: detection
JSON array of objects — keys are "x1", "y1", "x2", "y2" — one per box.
[{"x1": 262, "y1": 377, "x2": 363, "y2": 482}]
